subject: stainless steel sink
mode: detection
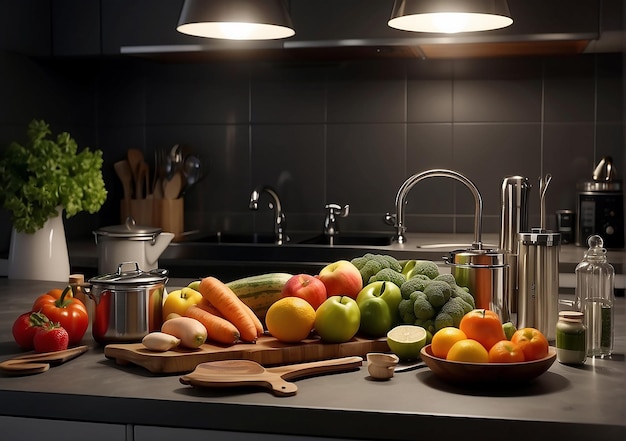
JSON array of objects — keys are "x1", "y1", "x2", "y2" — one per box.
[
  {"x1": 298, "y1": 234, "x2": 394, "y2": 246},
  {"x1": 194, "y1": 232, "x2": 278, "y2": 244}
]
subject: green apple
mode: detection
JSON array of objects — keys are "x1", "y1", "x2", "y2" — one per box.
[
  {"x1": 358, "y1": 297, "x2": 393, "y2": 338},
  {"x1": 314, "y1": 296, "x2": 361, "y2": 343},
  {"x1": 187, "y1": 280, "x2": 201, "y2": 291},
  {"x1": 356, "y1": 281, "x2": 402, "y2": 325}
]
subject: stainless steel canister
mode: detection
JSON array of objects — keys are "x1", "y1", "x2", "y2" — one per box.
[
  {"x1": 84, "y1": 262, "x2": 169, "y2": 344},
  {"x1": 517, "y1": 229, "x2": 561, "y2": 341},
  {"x1": 445, "y1": 248, "x2": 509, "y2": 323},
  {"x1": 499, "y1": 176, "x2": 531, "y2": 318}
]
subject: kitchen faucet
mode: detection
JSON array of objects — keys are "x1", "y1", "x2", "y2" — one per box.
[
  {"x1": 249, "y1": 185, "x2": 288, "y2": 245},
  {"x1": 323, "y1": 203, "x2": 350, "y2": 238},
  {"x1": 385, "y1": 169, "x2": 484, "y2": 248}
]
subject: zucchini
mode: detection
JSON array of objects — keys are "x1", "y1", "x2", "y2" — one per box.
[{"x1": 226, "y1": 273, "x2": 293, "y2": 320}]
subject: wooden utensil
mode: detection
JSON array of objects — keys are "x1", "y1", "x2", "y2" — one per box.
[
  {"x1": 127, "y1": 148, "x2": 144, "y2": 198},
  {"x1": 179, "y1": 356, "x2": 363, "y2": 396},
  {"x1": 163, "y1": 171, "x2": 183, "y2": 199},
  {"x1": 114, "y1": 160, "x2": 133, "y2": 200},
  {"x1": 0, "y1": 345, "x2": 89, "y2": 376}
]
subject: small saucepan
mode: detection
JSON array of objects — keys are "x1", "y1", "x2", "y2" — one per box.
[{"x1": 76, "y1": 262, "x2": 169, "y2": 344}]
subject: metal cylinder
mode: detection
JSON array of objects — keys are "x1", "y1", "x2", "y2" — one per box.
[
  {"x1": 500, "y1": 176, "x2": 531, "y2": 319},
  {"x1": 517, "y1": 229, "x2": 561, "y2": 341}
]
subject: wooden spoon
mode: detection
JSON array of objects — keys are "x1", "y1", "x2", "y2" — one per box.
[
  {"x1": 114, "y1": 160, "x2": 133, "y2": 200},
  {"x1": 179, "y1": 356, "x2": 363, "y2": 397},
  {"x1": 127, "y1": 148, "x2": 144, "y2": 198},
  {"x1": 163, "y1": 171, "x2": 183, "y2": 199},
  {"x1": 0, "y1": 346, "x2": 88, "y2": 376}
]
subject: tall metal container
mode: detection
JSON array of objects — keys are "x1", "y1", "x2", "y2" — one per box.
[
  {"x1": 517, "y1": 228, "x2": 561, "y2": 341},
  {"x1": 499, "y1": 176, "x2": 531, "y2": 321}
]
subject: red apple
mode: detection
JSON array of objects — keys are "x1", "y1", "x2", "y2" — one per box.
[
  {"x1": 281, "y1": 274, "x2": 328, "y2": 310},
  {"x1": 317, "y1": 260, "x2": 363, "y2": 299}
]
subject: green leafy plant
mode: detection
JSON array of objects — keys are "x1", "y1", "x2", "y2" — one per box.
[{"x1": 0, "y1": 119, "x2": 107, "y2": 233}]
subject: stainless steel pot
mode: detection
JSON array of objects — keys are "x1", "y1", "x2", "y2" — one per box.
[
  {"x1": 445, "y1": 247, "x2": 509, "y2": 322},
  {"x1": 83, "y1": 262, "x2": 168, "y2": 344}
]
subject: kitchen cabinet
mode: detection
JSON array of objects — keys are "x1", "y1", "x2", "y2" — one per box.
[
  {"x1": 0, "y1": 416, "x2": 126, "y2": 441},
  {"x1": 52, "y1": 0, "x2": 100, "y2": 56},
  {"x1": 134, "y1": 426, "x2": 366, "y2": 441},
  {"x1": 0, "y1": 0, "x2": 50, "y2": 56}
]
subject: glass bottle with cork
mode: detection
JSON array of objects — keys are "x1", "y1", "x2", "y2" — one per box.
[{"x1": 574, "y1": 234, "x2": 615, "y2": 358}]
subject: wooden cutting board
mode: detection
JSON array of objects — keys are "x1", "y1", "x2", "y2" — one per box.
[
  {"x1": 104, "y1": 334, "x2": 389, "y2": 374},
  {"x1": 180, "y1": 356, "x2": 364, "y2": 397}
]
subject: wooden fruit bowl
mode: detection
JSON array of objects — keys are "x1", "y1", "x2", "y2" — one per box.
[{"x1": 420, "y1": 344, "x2": 556, "y2": 384}]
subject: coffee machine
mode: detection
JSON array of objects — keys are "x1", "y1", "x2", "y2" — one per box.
[{"x1": 576, "y1": 157, "x2": 624, "y2": 249}]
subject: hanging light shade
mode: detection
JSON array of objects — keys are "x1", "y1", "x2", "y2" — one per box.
[
  {"x1": 388, "y1": 0, "x2": 513, "y2": 34},
  {"x1": 177, "y1": 0, "x2": 295, "y2": 40}
]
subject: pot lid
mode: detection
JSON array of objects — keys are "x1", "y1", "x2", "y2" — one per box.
[
  {"x1": 93, "y1": 217, "x2": 162, "y2": 240},
  {"x1": 88, "y1": 262, "x2": 168, "y2": 286}
]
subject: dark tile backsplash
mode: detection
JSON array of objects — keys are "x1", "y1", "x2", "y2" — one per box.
[{"x1": 0, "y1": 51, "x2": 623, "y2": 252}]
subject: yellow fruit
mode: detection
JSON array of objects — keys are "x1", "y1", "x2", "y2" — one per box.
[
  {"x1": 430, "y1": 327, "x2": 467, "y2": 359},
  {"x1": 265, "y1": 297, "x2": 316, "y2": 343},
  {"x1": 387, "y1": 325, "x2": 427, "y2": 361},
  {"x1": 446, "y1": 339, "x2": 489, "y2": 363}
]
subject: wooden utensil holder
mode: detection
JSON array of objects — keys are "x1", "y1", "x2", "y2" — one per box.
[{"x1": 120, "y1": 198, "x2": 184, "y2": 240}]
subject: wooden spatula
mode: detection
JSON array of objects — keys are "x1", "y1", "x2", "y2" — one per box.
[
  {"x1": 180, "y1": 356, "x2": 363, "y2": 397},
  {"x1": 0, "y1": 346, "x2": 89, "y2": 376}
]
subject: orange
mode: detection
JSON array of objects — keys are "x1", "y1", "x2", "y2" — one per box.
[
  {"x1": 459, "y1": 309, "x2": 506, "y2": 351},
  {"x1": 446, "y1": 339, "x2": 489, "y2": 363},
  {"x1": 488, "y1": 340, "x2": 525, "y2": 363},
  {"x1": 265, "y1": 297, "x2": 316, "y2": 343},
  {"x1": 430, "y1": 327, "x2": 467, "y2": 359}
]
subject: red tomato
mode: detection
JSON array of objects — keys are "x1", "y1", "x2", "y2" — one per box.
[
  {"x1": 459, "y1": 309, "x2": 506, "y2": 351},
  {"x1": 32, "y1": 286, "x2": 89, "y2": 345},
  {"x1": 511, "y1": 327, "x2": 549, "y2": 361},
  {"x1": 488, "y1": 340, "x2": 525, "y2": 363},
  {"x1": 12, "y1": 311, "x2": 50, "y2": 349}
]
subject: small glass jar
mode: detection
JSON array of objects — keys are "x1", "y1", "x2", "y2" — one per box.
[{"x1": 556, "y1": 311, "x2": 586, "y2": 365}]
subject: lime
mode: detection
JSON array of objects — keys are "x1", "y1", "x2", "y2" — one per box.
[
  {"x1": 502, "y1": 321, "x2": 517, "y2": 340},
  {"x1": 386, "y1": 325, "x2": 427, "y2": 360}
]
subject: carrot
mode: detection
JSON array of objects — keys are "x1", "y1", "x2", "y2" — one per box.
[
  {"x1": 197, "y1": 298, "x2": 223, "y2": 317},
  {"x1": 200, "y1": 296, "x2": 262, "y2": 339},
  {"x1": 198, "y1": 276, "x2": 259, "y2": 342},
  {"x1": 184, "y1": 304, "x2": 240, "y2": 345},
  {"x1": 244, "y1": 304, "x2": 264, "y2": 338}
]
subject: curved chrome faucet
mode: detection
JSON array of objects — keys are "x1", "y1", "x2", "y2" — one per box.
[
  {"x1": 385, "y1": 169, "x2": 484, "y2": 248},
  {"x1": 323, "y1": 203, "x2": 349, "y2": 237},
  {"x1": 249, "y1": 185, "x2": 288, "y2": 245}
]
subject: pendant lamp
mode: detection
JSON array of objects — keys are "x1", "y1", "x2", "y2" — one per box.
[
  {"x1": 177, "y1": 0, "x2": 295, "y2": 40},
  {"x1": 388, "y1": 0, "x2": 513, "y2": 34}
]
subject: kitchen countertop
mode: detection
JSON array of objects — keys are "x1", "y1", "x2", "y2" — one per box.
[
  {"x1": 66, "y1": 232, "x2": 625, "y2": 284},
  {"x1": 0, "y1": 278, "x2": 624, "y2": 441}
]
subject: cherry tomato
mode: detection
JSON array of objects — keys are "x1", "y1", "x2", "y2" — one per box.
[
  {"x1": 511, "y1": 327, "x2": 549, "y2": 361},
  {"x1": 488, "y1": 340, "x2": 525, "y2": 363},
  {"x1": 459, "y1": 308, "x2": 506, "y2": 351},
  {"x1": 32, "y1": 286, "x2": 89, "y2": 345},
  {"x1": 12, "y1": 311, "x2": 50, "y2": 349}
]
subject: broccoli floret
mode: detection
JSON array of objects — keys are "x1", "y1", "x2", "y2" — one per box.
[
  {"x1": 414, "y1": 318, "x2": 435, "y2": 334},
  {"x1": 434, "y1": 311, "x2": 454, "y2": 331},
  {"x1": 398, "y1": 298, "x2": 416, "y2": 324},
  {"x1": 400, "y1": 276, "x2": 432, "y2": 299},
  {"x1": 379, "y1": 255, "x2": 402, "y2": 272},
  {"x1": 453, "y1": 286, "x2": 476, "y2": 309},
  {"x1": 359, "y1": 259, "x2": 384, "y2": 285},
  {"x1": 423, "y1": 280, "x2": 452, "y2": 308},
  {"x1": 440, "y1": 297, "x2": 469, "y2": 327},
  {"x1": 350, "y1": 255, "x2": 369, "y2": 270},
  {"x1": 412, "y1": 291, "x2": 435, "y2": 320},
  {"x1": 369, "y1": 268, "x2": 406, "y2": 288},
  {"x1": 434, "y1": 273, "x2": 457, "y2": 289},
  {"x1": 403, "y1": 260, "x2": 440, "y2": 280}
]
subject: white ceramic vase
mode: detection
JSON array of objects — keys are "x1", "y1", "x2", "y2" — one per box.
[{"x1": 8, "y1": 206, "x2": 70, "y2": 282}]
